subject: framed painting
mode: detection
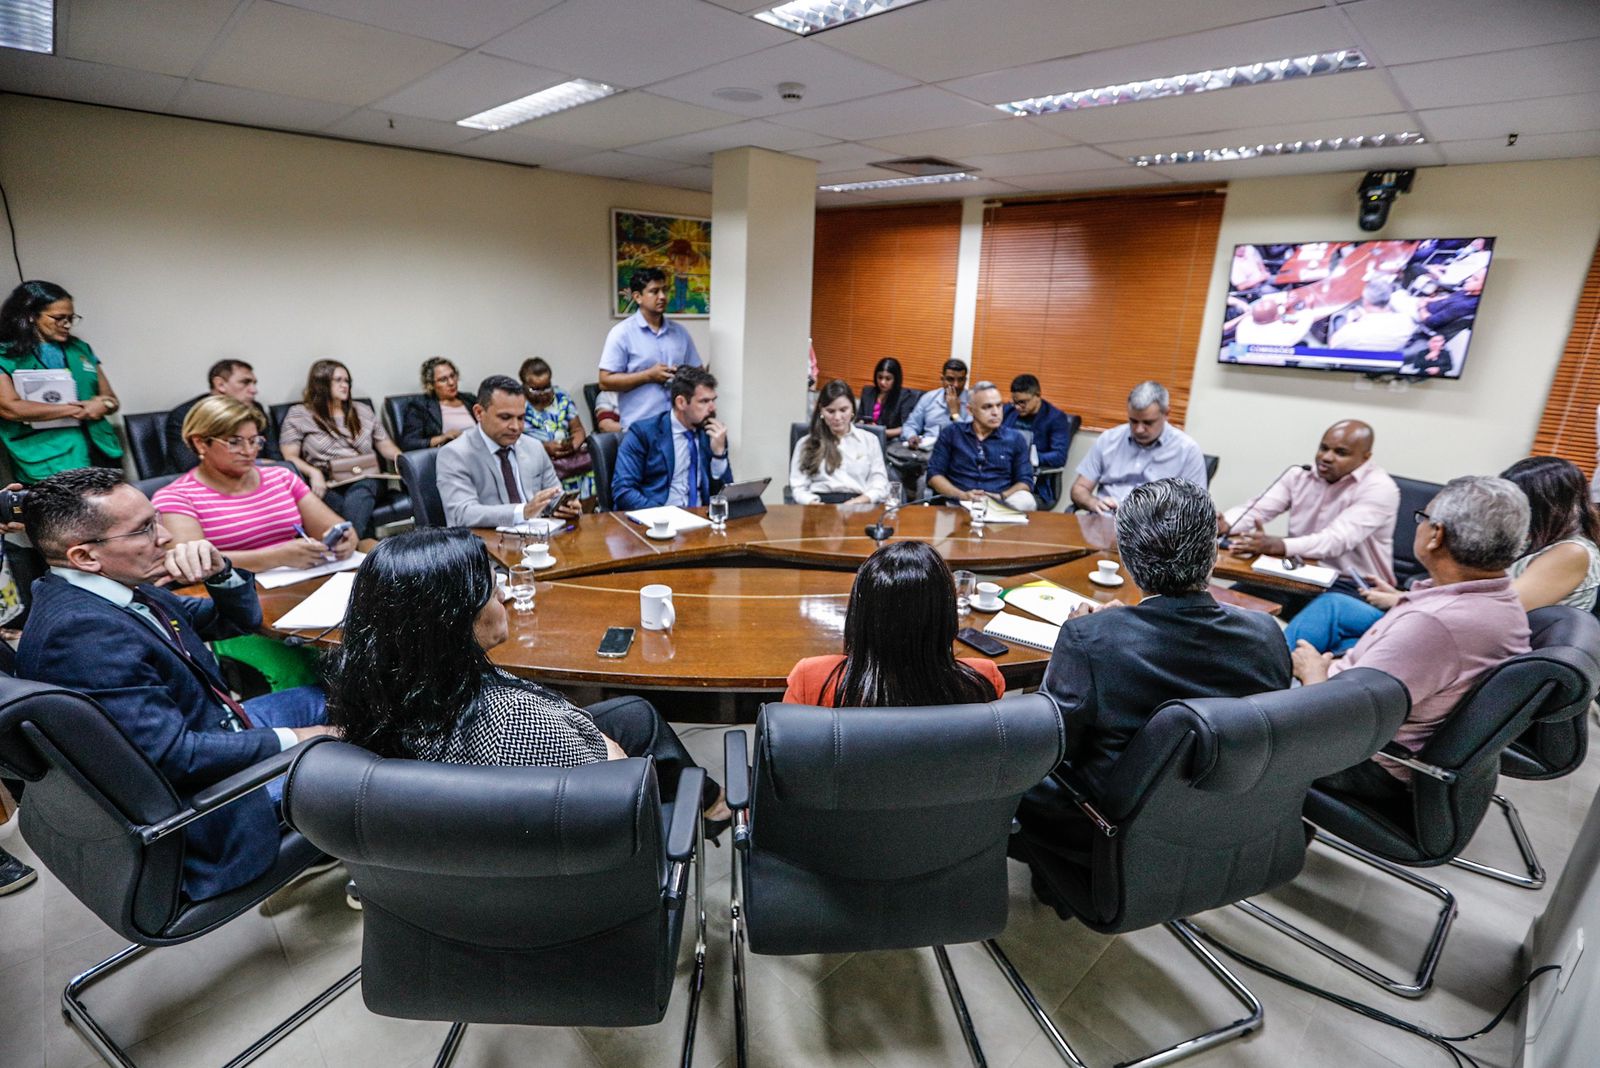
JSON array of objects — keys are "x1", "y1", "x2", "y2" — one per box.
[{"x1": 611, "y1": 209, "x2": 712, "y2": 318}]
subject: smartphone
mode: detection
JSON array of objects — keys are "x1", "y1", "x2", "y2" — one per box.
[
  {"x1": 321, "y1": 521, "x2": 353, "y2": 549},
  {"x1": 955, "y1": 627, "x2": 1009, "y2": 657},
  {"x1": 539, "y1": 490, "x2": 581, "y2": 518},
  {"x1": 1347, "y1": 570, "x2": 1371, "y2": 591},
  {"x1": 597, "y1": 626, "x2": 635, "y2": 658}
]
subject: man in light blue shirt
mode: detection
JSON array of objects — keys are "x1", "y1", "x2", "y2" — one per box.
[
  {"x1": 901, "y1": 358, "x2": 971, "y2": 448},
  {"x1": 1071, "y1": 381, "x2": 1208, "y2": 513},
  {"x1": 599, "y1": 267, "x2": 703, "y2": 429}
]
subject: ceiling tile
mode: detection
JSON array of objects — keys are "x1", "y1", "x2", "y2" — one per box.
[
  {"x1": 1143, "y1": 141, "x2": 1444, "y2": 182},
  {"x1": 372, "y1": 53, "x2": 567, "y2": 123},
  {"x1": 995, "y1": 168, "x2": 1177, "y2": 193},
  {"x1": 1437, "y1": 129, "x2": 1600, "y2": 166},
  {"x1": 1421, "y1": 93, "x2": 1600, "y2": 143},
  {"x1": 864, "y1": 119, "x2": 1079, "y2": 158},
  {"x1": 481, "y1": 0, "x2": 790, "y2": 88},
  {"x1": 819, "y1": 0, "x2": 1319, "y2": 83},
  {"x1": 62, "y1": 0, "x2": 238, "y2": 78},
  {"x1": 1028, "y1": 69, "x2": 1404, "y2": 144},
  {"x1": 552, "y1": 151, "x2": 683, "y2": 180},
  {"x1": 1389, "y1": 39, "x2": 1600, "y2": 111},
  {"x1": 813, "y1": 167, "x2": 897, "y2": 188},
  {"x1": 650, "y1": 166, "x2": 715, "y2": 191},
  {"x1": 275, "y1": 0, "x2": 561, "y2": 49},
  {"x1": 961, "y1": 145, "x2": 1129, "y2": 178},
  {"x1": 624, "y1": 121, "x2": 837, "y2": 165},
  {"x1": 940, "y1": 7, "x2": 1353, "y2": 106},
  {"x1": 505, "y1": 92, "x2": 742, "y2": 150},
  {"x1": 322, "y1": 109, "x2": 487, "y2": 150},
  {"x1": 1345, "y1": 0, "x2": 1600, "y2": 67},
  {"x1": 768, "y1": 86, "x2": 1002, "y2": 140},
  {"x1": 790, "y1": 142, "x2": 897, "y2": 175},
  {"x1": 452, "y1": 131, "x2": 600, "y2": 167},
  {"x1": 1101, "y1": 112, "x2": 1416, "y2": 157},
  {"x1": 198, "y1": 3, "x2": 462, "y2": 107},
  {"x1": 0, "y1": 52, "x2": 184, "y2": 112},
  {"x1": 851, "y1": 178, "x2": 1019, "y2": 202},
  {"x1": 169, "y1": 82, "x2": 353, "y2": 132},
  {"x1": 646, "y1": 39, "x2": 916, "y2": 117}
]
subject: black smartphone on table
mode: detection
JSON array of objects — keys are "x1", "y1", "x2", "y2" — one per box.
[
  {"x1": 597, "y1": 627, "x2": 635, "y2": 658},
  {"x1": 955, "y1": 627, "x2": 1009, "y2": 657}
]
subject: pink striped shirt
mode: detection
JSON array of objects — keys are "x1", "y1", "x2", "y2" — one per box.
[
  {"x1": 1223, "y1": 460, "x2": 1400, "y2": 585},
  {"x1": 153, "y1": 465, "x2": 310, "y2": 551}
]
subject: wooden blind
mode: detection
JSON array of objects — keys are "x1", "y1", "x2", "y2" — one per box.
[
  {"x1": 971, "y1": 190, "x2": 1225, "y2": 430},
  {"x1": 1531, "y1": 238, "x2": 1600, "y2": 470},
  {"x1": 811, "y1": 202, "x2": 962, "y2": 391}
]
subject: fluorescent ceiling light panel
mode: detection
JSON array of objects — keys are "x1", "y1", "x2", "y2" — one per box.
[
  {"x1": 819, "y1": 172, "x2": 980, "y2": 193},
  {"x1": 0, "y1": 0, "x2": 53, "y2": 54},
  {"x1": 996, "y1": 50, "x2": 1370, "y2": 117},
  {"x1": 755, "y1": 0, "x2": 931, "y2": 36},
  {"x1": 457, "y1": 78, "x2": 619, "y2": 131},
  {"x1": 1130, "y1": 131, "x2": 1426, "y2": 167}
]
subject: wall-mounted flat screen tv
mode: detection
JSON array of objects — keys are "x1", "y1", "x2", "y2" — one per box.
[{"x1": 1218, "y1": 237, "x2": 1494, "y2": 379}]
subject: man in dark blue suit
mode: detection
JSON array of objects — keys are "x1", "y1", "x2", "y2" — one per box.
[
  {"x1": 1002, "y1": 374, "x2": 1075, "y2": 510},
  {"x1": 17, "y1": 468, "x2": 333, "y2": 901},
  {"x1": 611, "y1": 367, "x2": 733, "y2": 511}
]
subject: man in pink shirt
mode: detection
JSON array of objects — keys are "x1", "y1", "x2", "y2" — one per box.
[{"x1": 1293, "y1": 475, "x2": 1532, "y2": 802}]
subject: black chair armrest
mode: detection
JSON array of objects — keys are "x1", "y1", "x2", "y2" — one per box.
[
  {"x1": 663, "y1": 767, "x2": 706, "y2": 911},
  {"x1": 140, "y1": 736, "x2": 333, "y2": 844},
  {"x1": 724, "y1": 729, "x2": 752, "y2": 850},
  {"x1": 1379, "y1": 741, "x2": 1457, "y2": 783}
]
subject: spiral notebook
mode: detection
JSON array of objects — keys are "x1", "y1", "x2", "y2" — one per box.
[{"x1": 982, "y1": 611, "x2": 1063, "y2": 652}]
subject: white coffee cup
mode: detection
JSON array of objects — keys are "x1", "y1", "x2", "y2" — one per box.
[
  {"x1": 975, "y1": 581, "x2": 1003, "y2": 609},
  {"x1": 640, "y1": 583, "x2": 676, "y2": 631},
  {"x1": 1096, "y1": 560, "x2": 1121, "y2": 579},
  {"x1": 522, "y1": 547, "x2": 553, "y2": 568},
  {"x1": 650, "y1": 518, "x2": 673, "y2": 538}
]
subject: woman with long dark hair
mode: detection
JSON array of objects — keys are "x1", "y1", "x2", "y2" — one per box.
[
  {"x1": 857, "y1": 356, "x2": 910, "y2": 440},
  {"x1": 783, "y1": 540, "x2": 1003, "y2": 706},
  {"x1": 789, "y1": 379, "x2": 890, "y2": 505},
  {"x1": 280, "y1": 359, "x2": 401, "y2": 537},
  {"x1": 325, "y1": 528, "x2": 729, "y2": 824},
  {"x1": 1502, "y1": 456, "x2": 1600, "y2": 610}
]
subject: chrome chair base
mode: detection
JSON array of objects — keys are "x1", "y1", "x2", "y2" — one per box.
[
  {"x1": 62, "y1": 942, "x2": 360, "y2": 1068},
  {"x1": 984, "y1": 919, "x2": 1263, "y2": 1068},
  {"x1": 1448, "y1": 793, "x2": 1546, "y2": 889},
  {"x1": 1236, "y1": 829, "x2": 1458, "y2": 999}
]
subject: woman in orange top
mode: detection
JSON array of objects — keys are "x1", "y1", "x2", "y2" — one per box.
[{"x1": 784, "y1": 540, "x2": 1004, "y2": 706}]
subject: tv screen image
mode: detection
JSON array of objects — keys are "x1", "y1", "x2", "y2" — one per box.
[{"x1": 1219, "y1": 237, "x2": 1494, "y2": 379}]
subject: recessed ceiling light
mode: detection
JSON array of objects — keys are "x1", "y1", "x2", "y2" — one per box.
[
  {"x1": 755, "y1": 0, "x2": 932, "y2": 36},
  {"x1": 820, "y1": 172, "x2": 980, "y2": 193},
  {"x1": 1129, "y1": 131, "x2": 1426, "y2": 167},
  {"x1": 0, "y1": 0, "x2": 53, "y2": 54},
  {"x1": 996, "y1": 50, "x2": 1370, "y2": 117},
  {"x1": 712, "y1": 87, "x2": 765, "y2": 103},
  {"x1": 457, "y1": 78, "x2": 620, "y2": 132}
]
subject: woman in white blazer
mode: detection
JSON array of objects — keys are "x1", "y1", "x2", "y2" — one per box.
[{"x1": 790, "y1": 380, "x2": 890, "y2": 505}]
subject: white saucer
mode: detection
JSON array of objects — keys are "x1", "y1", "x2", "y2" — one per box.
[
  {"x1": 1088, "y1": 572, "x2": 1125, "y2": 588},
  {"x1": 972, "y1": 599, "x2": 1004, "y2": 613},
  {"x1": 521, "y1": 556, "x2": 558, "y2": 570},
  {"x1": 646, "y1": 528, "x2": 677, "y2": 541}
]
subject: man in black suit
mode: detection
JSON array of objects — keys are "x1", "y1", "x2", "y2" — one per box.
[
  {"x1": 1011, "y1": 478, "x2": 1292, "y2": 907},
  {"x1": 165, "y1": 359, "x2": 279, "y2": 472}
]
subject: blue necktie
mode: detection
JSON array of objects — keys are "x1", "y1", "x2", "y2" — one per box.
[{"x1": 685, "y1": 430, "x2": 700, "y2": 506}]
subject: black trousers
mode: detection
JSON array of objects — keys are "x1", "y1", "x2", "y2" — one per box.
[
  {"x1": 322, "y1": 479, "x2": 381, "y2": 539},
  {"x1": 585, "y1": 696, "x2": 720, "y2": 809}
]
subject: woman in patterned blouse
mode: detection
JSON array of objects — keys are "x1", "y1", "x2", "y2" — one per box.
[
  {"x1": 324, "y1": 528, "x2": 728, "y2": 825},
  {"x1": 279, "y1": 359, "x2": 402, "y2": 538}
]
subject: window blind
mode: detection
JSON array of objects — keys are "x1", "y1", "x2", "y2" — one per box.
[{"x1": 1531, "y1": 238, "x2": 1600, "y2": 471}]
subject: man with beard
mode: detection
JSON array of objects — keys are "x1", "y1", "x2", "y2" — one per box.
[
  {"x1": 437, "y1": 375, "x2": 580, "y2": 528},
  {"x1": 611, "y1": 367, "x2": 732, "y2": 510}
]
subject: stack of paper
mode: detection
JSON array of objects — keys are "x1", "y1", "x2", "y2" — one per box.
[
  {"x1": 982, "y1": 612, "x2": 1062, "y2": 652},
  {"x1": 12, "y1": 369, "x2": 79, "y2": 429},
  {"x1": 1250, "y1": 555, "x2": 1339, "y2": 588},
  {"x1": 494, "y1": 518, "x2": 564, "y2": 536},
  {"x1": 1001, "y1": 581, "x2": 1094, "y2": 625},
  {"x1": 623, "y1": 506, "x2": 712, "y2": 535},
  {"x1": 256, "y1": 551, "x2": 365, "y2": 590},
  {"x1": 274, "y1": 572, "x2": 356, "y2": 630},
  {"x1": 962, "y1": 499, "x2": 1028, "y2": 525}
]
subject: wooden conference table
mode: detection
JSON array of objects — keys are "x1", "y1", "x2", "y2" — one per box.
[{"x1": 256, "y1": 505, "x2": 1295, "y2": 721}]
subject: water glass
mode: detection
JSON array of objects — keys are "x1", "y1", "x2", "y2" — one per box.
[
  {"x1": 708, "y1": 493, "x2": 729, "y2": 531},
  {"x1": 884, "y1": 481, "x2": 904, "y2": 516},
  {"x1": 969, "y1": 495, "x2": 989, "y2": 534},
  {"x1": 954, "y1": 570, "x2": 977, "y2": 616},
  {"x1": 509, "y1": 564, "x2": 536, "y2": 611}
]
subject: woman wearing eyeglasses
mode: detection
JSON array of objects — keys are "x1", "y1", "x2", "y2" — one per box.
[
  {"x1": 519, "y1": 356, "x2": 594, "y2": 500},
  {"x1": 398, "y1": 356, "x2": 478, "y2": 451}
]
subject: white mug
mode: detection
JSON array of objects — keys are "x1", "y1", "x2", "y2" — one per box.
[
  {"x1": 975, "y1": 581, "x2": 1003, "y2": 609},
  {"x1": 640, "y1": 583, "x2": 676, "y2": 631},
  {"x1": 522, "y1": 547, "x2": 553, "y2": 567},
  {"x1": 650, "y1": 519, "x2": 673, "y2": 538},
  {"x1": 1096, "y1": 560, "x2": 1121, "y2": 578}
]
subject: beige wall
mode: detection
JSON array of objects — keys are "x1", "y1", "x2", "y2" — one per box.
[{"x1": 0, "y1": 94, "x2": 711, "y2": 418}]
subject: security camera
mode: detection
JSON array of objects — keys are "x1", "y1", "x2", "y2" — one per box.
[
  {"x1": 1357, "y1": 169, "x2": 1414, "y2": 232},
  {"x1": 778, "y1": 82, "x2": 805, "y2": 102}
]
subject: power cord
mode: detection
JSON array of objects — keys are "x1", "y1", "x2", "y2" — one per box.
[
  {"x1": 0, "y1": 177, "x2": 20, "y2": 282},
  {"x1": 1191, "y1": 924, "x2": 1559, "y2": 1067}
]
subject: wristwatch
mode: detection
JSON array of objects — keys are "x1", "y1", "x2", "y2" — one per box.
[
  {"x1": 205, "y1": 559, "x2": 236, "y2": 585},
  {"x1": 100, "y1": 396, "x2": 119, "y2": 414}
]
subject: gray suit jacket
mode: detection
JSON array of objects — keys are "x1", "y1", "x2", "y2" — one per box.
[{"x1": 437, "y1": 430, "x2": 561, "y2": 528}]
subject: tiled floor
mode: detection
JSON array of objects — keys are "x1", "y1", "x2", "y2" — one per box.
[{"x1": 2, "y1": 718, "x2": 1593, "y2": 1068}]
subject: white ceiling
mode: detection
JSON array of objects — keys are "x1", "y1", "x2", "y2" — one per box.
[{"x1": 0, "y1": 0, "x2": 1596, "y2": 205}]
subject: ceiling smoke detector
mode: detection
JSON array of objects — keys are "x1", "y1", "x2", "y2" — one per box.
[{"x1": 869, "y1": 156, "x2": 974, "y2": 177}]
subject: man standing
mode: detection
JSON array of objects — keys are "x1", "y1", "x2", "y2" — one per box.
[
  {"x1": 437, "y1": 375, "x2": 582, "y2": 528},
  {"x1": 17, "y1": 468, "x2": 332, "y2": 900},
  {"x1": 165, "y1": 359, "x2": 278, "y2": 472},
  {"x1": 927, "y1": 382, "x2": 1036, "y2": 512},
  {"x1": 599, "y1": 268, "x2": 704, "y2": 430},
  {"x1": 1070, "y1": 381, "x2": 1206, "y2": 513},
  {"x1": 611, "y1": 368, "x2": 731, "y2": 511},
  {"x1": 901, "y1": 359, "x2": 971, "y2": 449},
  {"x1": 1003, "y1": 374, "x2": 1074, "y2": 509}
]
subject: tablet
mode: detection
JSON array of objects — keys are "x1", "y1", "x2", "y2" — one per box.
[{"x1": 719, "y1": 477, "x2": 770, "y2": 503}]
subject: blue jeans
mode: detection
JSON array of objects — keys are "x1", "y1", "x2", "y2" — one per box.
[
  {"x1": 1283, "y1": 592, "x2": 1384, "y2": 654},
  {"x1": 242, "y1": 685, "x2": 327, "y2": 805}
]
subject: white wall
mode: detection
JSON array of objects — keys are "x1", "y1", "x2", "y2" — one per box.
[{"x1": 0, "y1": 94, "x2": 711, "y2": 417}]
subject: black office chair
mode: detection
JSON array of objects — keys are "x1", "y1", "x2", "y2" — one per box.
[
  {"x1": 1202, "y1": 454, "x2": 1220, "y2": 485},
  {"x1": 283, "y1": 742, "x2": 707, "y2": 1068},
  {"x1": 131, "y1": 473, "x2": 179, "y2": 499},
  {"x1": 583, "y1": 382, "x2": 603, "y2": 431},
  {"x1": 1033, "y1": 413, "x2": 1081, "y2": 509},
  {"x1": 123, "y1": 411, "x2": 171, "y2": 479},
  {"x1": 589, "y1": 431, "x2": 622, "y2": 512},
  {"x1": 383, "y1": 393, "x2": 424, "y2": 445},
  {"x1": 993, "y1": 668, "x2": 1409, "y2": 1067},
  {"x1": 268, "y1": 398, "x2": 413, "y2": 530},
  {"x1": 783, "y1": 421, "x2": 887, "y2": 503},
  {"x1": 397, "y1": 448, "x2": 446, "y2": 528},
  {"x1": 0, "y1": 677, "x2": 357, "y2": 1067},
  {"x1": 724, "y1": 695, "x2": 1065, "y2": 1067},
  {"x1": 1391, "y1": 475, "x2": 1443, "y2": 588},
  {"x1": 1241, "y1": 611, "x2": 1600, "y2": 997}
]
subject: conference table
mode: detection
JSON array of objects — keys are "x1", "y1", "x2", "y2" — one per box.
[{"x1": 255, "y1": 505, "x2": 1300, "y2": 721}]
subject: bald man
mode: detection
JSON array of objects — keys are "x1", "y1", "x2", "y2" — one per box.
[{"x1": 1221, "y1": 420, "x2": 1401, "y2": 587}]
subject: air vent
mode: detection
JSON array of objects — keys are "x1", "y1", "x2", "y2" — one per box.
[{"x1": 869, "y1": 156, "x2": 975, "y2": 177}]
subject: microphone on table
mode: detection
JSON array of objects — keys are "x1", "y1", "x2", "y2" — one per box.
[
  {"x1": 284, "y1": 620, "x2": 342, "y2": 648},
  {"x1": 1218, "y1": 463, "x2": 1310, "y2": 549},
  {"x1": 865, "y1": 493, "x2": 940, "y2": 542}
]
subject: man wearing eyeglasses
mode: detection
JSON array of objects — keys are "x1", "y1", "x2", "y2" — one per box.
[
  {"x1": 16, "y1": 468, "x2": 334, "y2": 902},
  {"x1": 164, "y1": 359, "x2": 280, "y2": 473}
]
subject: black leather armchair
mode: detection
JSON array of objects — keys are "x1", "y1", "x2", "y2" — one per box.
[
  {"x1": 283, "y1": 741, "x2": 708, "y2": 1068},
  {"x1": 994, "y1": 669, "x2": 1408, "y2": 1067},
  {"x1": 583, "y1": 381, "x2": 602, "y2": 430},
  {"x1": 131, "y1": 473, "x2": 179, "y2": 499},
  {"x1": 124, "y1": 411, "x2": 171, "y2": 479},
  {"x1": 0, "y1": 676, "x2": 357, "y2": 1067},
  {"x1": 588, "y1": 431, "x2": 622, "y2": 512},
  {"x1": 397, "y1": 448, "x2": 445, "y2": 528},
  {"x1": 724, "y1": 695, "x2": 1065, "y2": 1067},
  {"x1": 267, "y1": 398, "x2": 412, "y2": 529},
  {"x1": 1391, "y1": 475, "x2": 1443, "y2": 588}
]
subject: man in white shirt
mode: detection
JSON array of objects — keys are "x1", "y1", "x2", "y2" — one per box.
[
  {"x1": 1329, "y1": 279, "x2": 1416, "y2": 353},
  {"x1": 436, "y1": 375, "x2": 583, "y2": 528}
]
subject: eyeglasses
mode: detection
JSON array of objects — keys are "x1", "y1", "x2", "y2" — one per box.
[
  {"x1": 211, "y1": 435, "x2": 266, "y2": 453},
  {"x1": 41, "y1": 313, "x2": 82, "y2": 326},
  {"x1": 1414, "y1": 509, "x2": 1432, "y2": 525},
  {"x1": 79, "y1": 518, "x2": 161, "y2": 547},
  {"x1": 433, "y1": 373, "x2": 458, "y2": 385},
  {"x1": 525, "y1": 384, "x2": 555, "y2": 397}
]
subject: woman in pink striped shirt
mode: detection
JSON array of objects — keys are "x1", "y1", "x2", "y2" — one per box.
[{"x1": 153, "y1": 395, "x2": 358, "y2": 571}]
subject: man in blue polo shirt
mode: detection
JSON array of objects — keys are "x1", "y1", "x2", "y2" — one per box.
[
  {"x1": 599, "y1": 267, "x2": 704, "y2": 429},
  {"x1": 927, "y1": 381, "x2": 1037, "y2": 512}
]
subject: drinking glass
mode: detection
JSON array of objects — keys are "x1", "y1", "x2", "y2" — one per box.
[
  {"x1": 884, "y1": 481, "x2": 904, "y2": 516},
  {"x1": 968, "y1": 495, "x2": 989, "y2": 535},
  {"x1": 708, "y1": 493, "x2": 729, "y2": 531},
  {"x1": 509, "y1": 565, "x2": 536, "y2": 611},
  {"x1": 954, "y1": 570, "x2": 977, "y2": 616}
]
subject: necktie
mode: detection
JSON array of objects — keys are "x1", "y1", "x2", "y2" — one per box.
[
  {"x1": 497, "y1": 446, "x2": 523, "y2": 504},
  {"x1": 685, "y1": 430, "x2": 700, "y2": 507},
  {"x1": 129, "y1": 589, "x2": 254, "y2": 730}
]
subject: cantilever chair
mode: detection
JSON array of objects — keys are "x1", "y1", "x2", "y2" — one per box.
[
  {"x1": 124, "y1": 411, "x2": 171, "y2": 479},
  {"x1": 397, "y1": 447, "x2": 446, "y2": 528},
  {"x1": 0, "y1": 675, "x2": 357, "y2": 1068},
  {"x1": 724, "y1": 695, "x2": 1065, "y2": 1068},
  {"x1": 283, "y1": 742, "x2": 709, "y2": 1068},
  {"x1": 1241, "y1": 609, "x2": 1600, "y2": 997},
  {"x1": 588, "y1": 431, "x2": 622, "y2": 512},
  {"x1": 993, "y1": 668, "x2": 1408, "y2": 1067},
  {"x1": 1390, "y1": 476, "x2": 1444, "y2": 588}
]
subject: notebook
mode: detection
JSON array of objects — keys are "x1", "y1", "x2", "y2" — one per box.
[
  {"x1": 982, "y1": 611, "x2": 1063, "y2": 652},
  {"x1": 1250, "y1": 555, "x2": 1339, "y2": 588},
  {"x1": 961, "y1": 498, "x2": 1028, "y2": 524},
  {"x1": 623, "y1": 506, "x2": 712, "y2": 534},
  {"x1": 256, "y1": 551, "x2": 365, "y2": 590},
  {"x1": 1000, "y1": 581, "x2": 1095, "y2": 626}
]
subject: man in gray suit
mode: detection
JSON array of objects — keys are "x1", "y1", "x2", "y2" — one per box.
[{"x1": 436, "y1": 375, "x2": 583, "y2": 528}]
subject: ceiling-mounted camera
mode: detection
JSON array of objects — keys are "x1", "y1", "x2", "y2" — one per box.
[{"x1": 1357, "y1": 169, "x2": 1414, "y2": 232}]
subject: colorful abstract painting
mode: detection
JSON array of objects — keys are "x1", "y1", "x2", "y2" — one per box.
[{"x1": 611, "y1": 209, "x2": 712, "y2": 318}]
